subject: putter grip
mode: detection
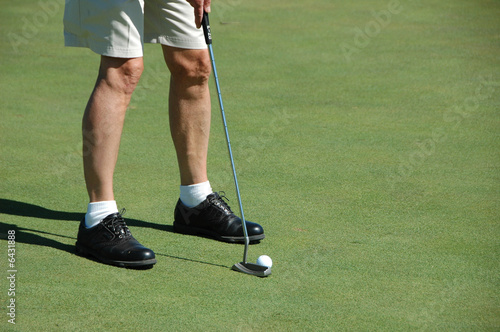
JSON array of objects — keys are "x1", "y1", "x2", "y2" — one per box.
[{"x1": 202, "y1": 11, "x2": 212, "y2": 45}]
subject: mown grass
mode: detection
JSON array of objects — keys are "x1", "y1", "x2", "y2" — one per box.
[{"x1": 1, "y1": 0, "x2": 499, "y2": 330}]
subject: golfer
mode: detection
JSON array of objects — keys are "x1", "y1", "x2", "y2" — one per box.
[{"x1": 64, "y1": 0, "x2": 264, "y2": 268}]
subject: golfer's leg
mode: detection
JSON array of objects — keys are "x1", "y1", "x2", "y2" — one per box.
[
  {"x1": 165, "y1": 45, "x2": 265, "y2": 243},
  {"x1": 83, "y1": 56, "x2": 144, "y2": 202},
  {"x1": 162, "y1": 45, "x2": 211, "y2": 186}
]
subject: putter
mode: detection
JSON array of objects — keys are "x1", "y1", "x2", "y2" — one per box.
[{"x1": 202, "y1": 12, "x2": 271, "y2": 277}]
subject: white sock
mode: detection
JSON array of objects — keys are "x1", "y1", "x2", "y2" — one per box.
[
  {"x1": 180, "y1": 181, "x2": 213, "y2": 208},
  {"x1": 85, "y1": 201, "x2": 119, "y2": 229}
]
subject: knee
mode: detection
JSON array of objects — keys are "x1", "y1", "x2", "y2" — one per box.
[
  {"x1": 119, "y1": 59, "x2": 144, "y2": 87},
  {"x1": 169, "y1": 51, "x2": 211, "y2": 87},
  {"x1": 99, "y1": 57, "x2": 144, "y2": 95}
]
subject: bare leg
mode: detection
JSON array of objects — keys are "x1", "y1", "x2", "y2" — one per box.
[
  {"x1": 82, "y1": 56, "x2": 144, "y2": 202},
  {"x1": 162, "y1": 45, "x2": 212, "y2": 186},
  {"x1": 77, "y1": 56, "x2": 156, "y2": 268},
  {"x1": 166, "y1": 46, "x2": 265, "y2": 243}
]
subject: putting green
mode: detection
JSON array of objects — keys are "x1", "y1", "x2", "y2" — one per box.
[{"x1": 1, "y1": 0, "x2": 498, "y2": 330}]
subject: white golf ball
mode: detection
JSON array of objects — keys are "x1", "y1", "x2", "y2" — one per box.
[{"x1": 256, "y1": 255, "x2": 273, "y2": 268}]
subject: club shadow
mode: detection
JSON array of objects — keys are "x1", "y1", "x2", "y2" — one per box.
[
  {"x1": 155, "y1": 252, "x2": 229, "y2": 269},
  {"x1": 0, "y1": 199, "x2": 254, "y2": 268}
]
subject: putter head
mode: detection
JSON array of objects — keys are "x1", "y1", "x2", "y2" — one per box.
[{"x1": 232, "y1": 262, "x2": 271, "y2": 277}]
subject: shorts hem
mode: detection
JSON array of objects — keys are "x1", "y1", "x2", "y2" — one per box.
[
  {"x1": 64, "y1": 32, "x2": 144, "y2": 58},
  {"x1": 145, "y1": 35, "x2": 207, "y2": 50}
]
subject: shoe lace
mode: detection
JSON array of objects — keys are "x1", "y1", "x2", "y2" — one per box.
[
  {"x1": 103, "y1": 208, "x2": 132, "y2": 239},
  {"x1": 211, "y1": 192, "x2": 233, "y2": 215}
]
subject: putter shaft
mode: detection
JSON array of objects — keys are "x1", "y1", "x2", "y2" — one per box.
[{"x1": 204, "y1": 17, "x2": 250, "y2": 264}]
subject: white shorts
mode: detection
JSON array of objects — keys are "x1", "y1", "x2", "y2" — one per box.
[{"x1": 63, "y1": 0, "x2": 206, "y2": 58}]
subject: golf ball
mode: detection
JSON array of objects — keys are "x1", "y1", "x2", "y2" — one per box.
[{"x1": 256, "y1": 255, "x2": 273, "y2": 268}]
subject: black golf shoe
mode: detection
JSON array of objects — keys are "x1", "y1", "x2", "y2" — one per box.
[
  {"x1": 76, "y1": 210, "x2": 156, "y2": 268},
  {"x1": 173, "y1": 192, "x2": 265, "y2": 243}
]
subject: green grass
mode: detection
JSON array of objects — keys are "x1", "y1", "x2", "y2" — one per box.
[{"x1": 1, "y1": 0, "x2": 499, "y2": 330}]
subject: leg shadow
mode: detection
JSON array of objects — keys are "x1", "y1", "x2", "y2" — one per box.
[
  {"x1": 0, "y1": 199, "x2": 175, "y2": 255},
  {"x1": 0, "y1": 223, "x2": 75, "y2": 254},
  {"x1": 0, "y1": 198, "x2": 174, "y2": 231}
]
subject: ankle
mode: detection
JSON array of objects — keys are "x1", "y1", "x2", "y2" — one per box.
[
  {"x1": 85, "y1": 200, "x2": 118, "y2": 228},
  {"x1": 180, "y1": 181, "x2": 213, "y2": 208}
]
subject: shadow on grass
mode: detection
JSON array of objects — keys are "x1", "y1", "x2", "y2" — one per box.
[
  {"x1": 156, "y1": 253, "x2": 229, "y2": 269},
  {"x1": 0, "y1": 198, "x2": 240, "y2": 270},
  {"x1": 0, "y1": 198, "x2": 175, "y2": 255},
  {"x1": 0, "y1": 222, "x2": 75, "y2": 254},
  {"x1": 0, "y1": 198, "x2": 174, "y2": 231}
]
